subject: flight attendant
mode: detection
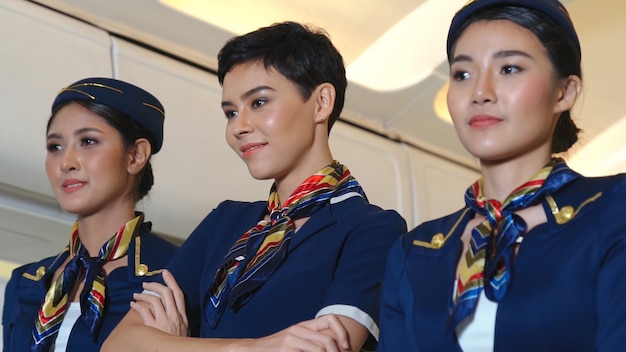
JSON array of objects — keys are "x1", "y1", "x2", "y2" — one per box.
[
  {"x1": 377, "y1": 1, "x2": 626, "y2": 351},
  {"x1": 104, "y1": 22, "x2": 407, "y2": 352},
  {"x1": 2, "y1": 77, "x2": 178, "y2": 351}
]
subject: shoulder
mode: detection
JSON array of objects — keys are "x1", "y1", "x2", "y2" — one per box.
[
  {"x1": 197, "y1": 200, "x2": 266, "y2": 226},
  {"x1": 130, "y1": 231, "x2": 178, "y2": 279},
  {"x1": 8, "y1": 250, "x2": 67, "y2": 287},
  {"x1": 402, "y1": 207, "x2": 471, "y2": 252},
  {"x1": 547, "y1": 173, "x2": 626, "y2": 224},
  {"x1": 557, "y1": 173, "x2": 626, "y2": 201},
  {"x1": 136, "y1": 232, "x2": 178, "y2": 253},
  {"x1": 329, "y1": 194, "x2": 407, "y2": 229},
  {"x1": 4, "y1": 252, "x2": 66, "y2": 325},
  {"x1": 215, "y1": 199, "x2": 266, "y2": 213}
]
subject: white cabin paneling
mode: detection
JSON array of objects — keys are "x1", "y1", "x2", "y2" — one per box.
[
  {"x1": 329, "y1": 123, "x2": 414, "y2": 225},
  {"x1": 0, "y1": 0, "x2": 482, "y2": 265},
  {"x1": 111, "y1": 37, "x2": 271, "y2": 238},
  {"x1": 407, "y1": 147, "x2": 479, "y2": 226},
  {"x1": 0, "y1": 0, "x2": 112, "y2": 196}
]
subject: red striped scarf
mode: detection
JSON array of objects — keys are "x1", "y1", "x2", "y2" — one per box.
[
  {"x1": 32, "y1": 214, "x2": 143, "y2": 351},
  {"x1": 205, "y1": 161, "x2": 365, "y2": 327}
]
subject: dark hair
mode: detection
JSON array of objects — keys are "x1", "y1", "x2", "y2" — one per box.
[
  {"x1": 448, "y1": 6, "x2": 582, "y2": 153},
  {"x1": 48, "y1": 101, "x2": 154, "y2": 202},
  {"x1": 217, "y1": 21, "x2": 347, "y2": 133}
]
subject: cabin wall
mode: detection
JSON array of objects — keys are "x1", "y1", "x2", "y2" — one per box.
[
  {"x1": 0, "y1": 0, "x2": 478, "y2": 247},
  {"x1": 0, "y1": 2, "x2": 479, "y2": 344},
  {"x1": 0, "y1": 0, "x2": 479, "y2": 259}
]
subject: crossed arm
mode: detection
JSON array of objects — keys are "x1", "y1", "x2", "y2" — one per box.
[{"x1": 102, "y1": 270, "x2": 367, "y2": 352}]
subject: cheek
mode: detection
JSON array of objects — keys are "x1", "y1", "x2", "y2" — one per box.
[
  {"x1": 90, "y1": 149, "x2": 126, "y2": 174},
  {"x1": 507, "y1": 77, "x2": 551, "y2": 107},
  {"x1": 44, "y1": 156, "x2": 56, "y2": 177},
  {"x1": 225, "y1": 127, "x2": 238, "y2": 152},
  {"x1": 446, "y1": 87, "x2": 465, "y2": 118}
]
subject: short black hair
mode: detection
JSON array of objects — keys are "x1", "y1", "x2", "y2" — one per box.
[{"x1": 217, "y1": 21, "x2": 347, "y2": 133}]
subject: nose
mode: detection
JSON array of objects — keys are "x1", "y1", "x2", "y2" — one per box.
[
  {"x1": 60, "y1": 146, "x2": 79, "y2": 172},
  {"x1": 229, "y1": 110, "x2": 254, "y2": 138},
  {"x1": 472, "y1": 72, "x2": 496, "y2": 105}
]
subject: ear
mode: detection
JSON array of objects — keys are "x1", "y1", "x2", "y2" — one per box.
[
  {"x1": 313, "y1": 83, "x2": 336, "y2": 124},
  {"x1": 554, "y1": 75, "x2": 582, "y2": 115},
  {"x1": 127, "y1": 138, "x2": 151, "y2": 175}
]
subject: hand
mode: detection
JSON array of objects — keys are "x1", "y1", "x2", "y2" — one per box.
[
  {"x1": 130, "y1": 269, "x2": 189, "y2": 336},
  {"x1": 237, "y1": 315, "x2": 350, "y2": 352}
]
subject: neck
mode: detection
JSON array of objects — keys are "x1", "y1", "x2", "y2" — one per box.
[
  {"x1": 479, "y1": 151, "x2": 552, "y2": 202},
  {"x1": 75, "y1": 203, "x2": 136, "y2": 256},
  {"x1": 275, "y1": 147, "x2": 333, "y2": 205}
]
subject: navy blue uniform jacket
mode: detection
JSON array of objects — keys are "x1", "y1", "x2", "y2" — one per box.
[
  {"x1": 378, "y1": 174, "x2": 626, "y2": 352},
  {"x1": 168, "y1": 197, "x2": 407, "y2": 344},
  {"x1": 2, "y1": 228, "x2": 178, "y2": 352}
]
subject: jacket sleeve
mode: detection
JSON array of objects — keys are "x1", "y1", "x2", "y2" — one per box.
[
  {"x1": 377, "y1": 235, "x2": 417, "y2": 352},
  {"x1": 3, "y1": 264, "x2": 28, "y2": 352},
  {"x1": 596, "y1": 178, "x2": 626, "y2": 351}
]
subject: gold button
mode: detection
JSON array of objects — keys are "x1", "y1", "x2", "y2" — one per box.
[
  {"x1": 431, "y1": 233, "x2": 445, "y2": 249},
  {"x1": 36, "y1": 266, "x2": 46, "y2": 278},
  {"x1": 555, "y1": 205, "x2": 574, "y2": 225},
  {"x1": 136, "y1": 264, "x2": 148, "y2": 276}
]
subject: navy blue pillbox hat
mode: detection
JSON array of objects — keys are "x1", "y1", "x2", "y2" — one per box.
[
  {"x1": 52, "y1": 77, "x2": 165, "y2": 153},
  {"x1": 447, "y1": 0, "x2": 580, "y2": 60}
]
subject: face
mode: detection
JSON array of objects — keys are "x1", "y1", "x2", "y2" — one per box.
[
  {"x1": 221, "y1": 62, "x2": 322, "y2": 185},
  {"x1": 447, "y1": 19, "x2": 568, "y2": 164},
  {"x1": 45, "y1": 103, "x2": 134, "y2": 216}
]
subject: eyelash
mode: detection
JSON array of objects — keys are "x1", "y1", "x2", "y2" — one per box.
[
  {"x1": 45, "y1": 137, "x2": 98, "y2": 152},
  {"x1": 451, "y1": 64, "x2": 523, "y2": 81},
  {"x1": 46, "y1": 143, "x2": 62, "y2": 153},
  {"x1": 81, "y1": 138, "x2": 97, "y2": 146},
  {"x1": 224, "y1": 110, "x2": 237, "y2": 120},
  {"x1": 223, "y1": 98, "x2": 268, "y2": 119},
  {"x1": 452, "y1": 70, "x2": 471, "y2": 81},
  {"x1": 252, "y1": 98, "x2": 267, "y2": 108},
  {"x1": 501, "y1": 65, "x2": 521, "y2": 74}
]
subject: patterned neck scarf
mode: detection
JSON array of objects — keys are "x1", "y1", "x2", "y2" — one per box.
[
  {"x1": 451, "y1": 158, "x2": 578, "y2": 328},
  {"x1": 205, "y1": 161, "x2": 366, "y2": 327},
  {"x1": 32, "y1": 214, "x2": 143, "y2": 351}
]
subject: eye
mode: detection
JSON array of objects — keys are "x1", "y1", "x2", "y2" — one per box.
[
  {"x1": 252, "y1": 98, "x2": 267, "y2": 108},
  {"x1": 46, "y1": 143, "x2": 62, "y2": 153},
  {"x1": 501, "y1": 65, "x2": 521, "y2": 74},
  {"x1": 80, "y1": 137, "x2": 98, "y2": 146},
  {"x1": 223, "y1": 110, "x2": 238, "y2": 120},
  {"x1": 451, "y1": 70, "x2": 471, "y2": 81}
]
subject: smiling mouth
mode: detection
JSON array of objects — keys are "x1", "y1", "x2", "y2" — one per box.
[
  {"x1": 241, "y1": 143, "x2": 266, "y2": 157},
  {"x1": 62, "y1": 181, "x2": 87, "y2": 192}
]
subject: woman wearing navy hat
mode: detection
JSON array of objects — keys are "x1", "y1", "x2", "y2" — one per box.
[
  {"x1": 104, "y1": 22, "x2": 407, "y2": 352},
  {"x1": 378, "y1": 0, "x2": 626, "y2": 351},
  {"x1": 2, "y1": 78, "x2": 178, "y2": 351}
]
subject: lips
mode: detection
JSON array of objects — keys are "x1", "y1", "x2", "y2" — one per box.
[
  {"x1": 62, "y1": 179, "x2": 87, "y2": 193},
  {"x1": 240, "y1": 142, "x2": 267, "y2": 158},
  {"x1": 468, "y1": 114, "x2": 503, "y2": 128}
]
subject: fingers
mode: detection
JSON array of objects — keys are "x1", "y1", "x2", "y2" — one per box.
[
  {"x1": 132, "y1": 291, "x2": 166, "y2": 322},
  {"x1": 142, "y1": 281, "x2": 179, "y2": 321},
  {"x1": 162, "y1": 270, "x2": 188, "y2": 327},
  {"x1": 256, "y1": 324, "x2": 341, "y2": 352},
  {"x1": 129, "y1": 299, "x2": 156, "y2": 325},
  {"x1": 299, "y1": 315, "x2": 350, "y2": 350}
]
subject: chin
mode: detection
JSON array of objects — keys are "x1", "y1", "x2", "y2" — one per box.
[
  {"x1": 246, "y1": 166, "x2": 273, "y2": 181},
  {"x1": 56, "y1": 200, "x2": 89, "y2": 216}
]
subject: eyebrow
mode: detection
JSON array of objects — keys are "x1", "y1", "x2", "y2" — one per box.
[
  {"x1": 221, "y1": 85, "x2": 276, "y2": 108},
  {"x1": 451, "y1": 50, "x2": 532, "y2": 64},
  {"x1": 46, "y1": 127, "x2": 104, "y2": 140}
]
